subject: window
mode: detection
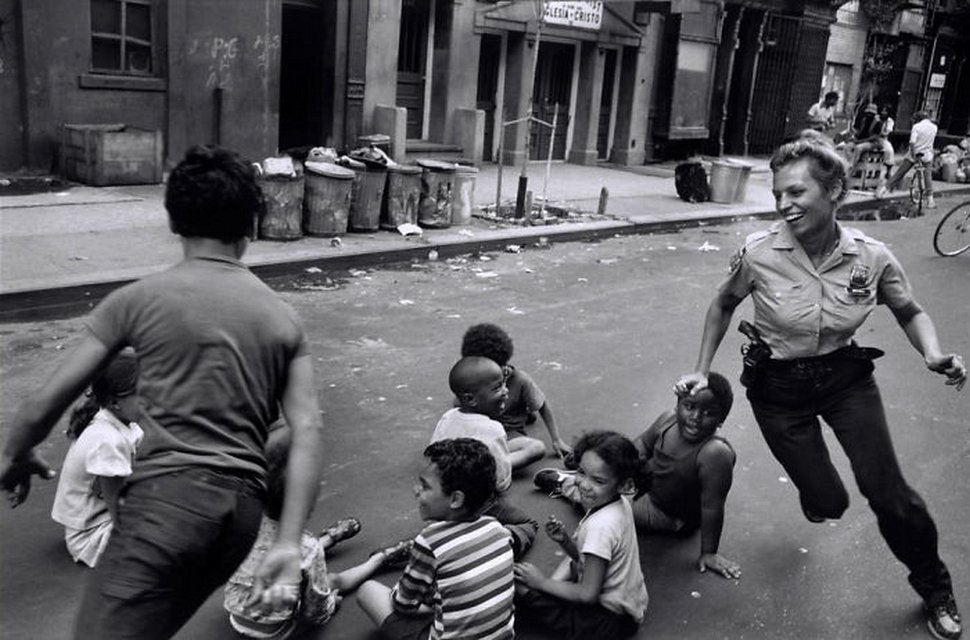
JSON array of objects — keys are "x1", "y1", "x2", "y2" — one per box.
[{"x1": 90, "y1": 0, "x2": 153, "y2": 75}]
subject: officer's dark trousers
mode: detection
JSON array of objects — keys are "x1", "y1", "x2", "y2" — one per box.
[{"x1": 747, "y1": 357, "x2": 953, "y2": 605}]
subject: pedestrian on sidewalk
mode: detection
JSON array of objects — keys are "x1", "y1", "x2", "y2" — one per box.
[
  {"x1": 806, "y1": 91, "x2": 839, "y2": 134},
  {"x1": 677, "y1": 137, "x2": 966, "y2": 640},
  {"x1": 0, "y1": 145, "x2": 325, "y2": 640},
  {"x1": 51, "y1": 348, "x2": 143, "y2": 568},
  {"x1": 880, "y1": 110, "x2": 938, "y2": 207}
]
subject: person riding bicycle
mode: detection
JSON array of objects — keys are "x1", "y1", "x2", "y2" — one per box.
[{"x1": 880, "y1": 110, "x2": 937, "y2": 208}]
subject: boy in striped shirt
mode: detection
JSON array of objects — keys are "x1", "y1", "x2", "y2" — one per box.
[{"x1": 358, "y1": 438, "x2": 515, "y2": 640}]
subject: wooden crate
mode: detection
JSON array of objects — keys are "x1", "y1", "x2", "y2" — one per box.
[{"x1": 60, "y1": 124, "x2": 163, "y2": 186}]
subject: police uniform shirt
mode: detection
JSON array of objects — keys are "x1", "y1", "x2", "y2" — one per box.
[{"x1": 719, "y1": 221, "x2": 915, "y2": 360}]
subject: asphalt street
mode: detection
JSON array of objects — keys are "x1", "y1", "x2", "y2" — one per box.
[{"x1": 0, "y1": 216, "x2": 967, "y2": 640}]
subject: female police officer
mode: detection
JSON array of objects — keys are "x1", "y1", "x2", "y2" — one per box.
[{"x1": 677, "y1": 137, "x2": 966, "y2": 640}]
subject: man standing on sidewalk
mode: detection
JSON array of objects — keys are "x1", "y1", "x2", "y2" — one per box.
[
  {"x1": 880, "y1": 110, "x2": 938, "y2": 208},
  {"x1": 0, "y1": 145, "x2": 325, "y2": 640}
]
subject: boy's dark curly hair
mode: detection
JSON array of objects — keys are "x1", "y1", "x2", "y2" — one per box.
[
  {"x1": 424, "y1": 438, "x2": 497, "y2": 513},
  {"x1": 573, "y1": 430, "x2": 651, "y2": 495},
  {"x1": 705, "y1": 371, "x2": 734, "y2": 422},
  {"x1": 461, "y1": 323, "x2": 514, "y2": 367},
  {"x1": 164, "y1": 145, "x2": 264, "y2": 242}
]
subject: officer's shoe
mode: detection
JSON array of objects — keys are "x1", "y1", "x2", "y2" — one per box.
[{"x1": 926, "y1": 593, "x2": 962, "y2": 640}]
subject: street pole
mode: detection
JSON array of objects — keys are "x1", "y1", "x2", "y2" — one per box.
[{"x1": 515, "y1": 0, "x2": 545, "y2": 218}]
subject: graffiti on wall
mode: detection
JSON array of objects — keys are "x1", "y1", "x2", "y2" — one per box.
[{"x1": 188, "y1": 34, "x2": 279, "y2": 90}]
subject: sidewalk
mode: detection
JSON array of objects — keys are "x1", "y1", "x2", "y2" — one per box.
[{"x1": 2, "y1": 160, "x2": 968, "y2": 320}]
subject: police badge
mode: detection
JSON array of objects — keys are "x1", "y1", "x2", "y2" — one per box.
[{"x1": 847, "y1": 264, "x2": 871, "y2": 297}]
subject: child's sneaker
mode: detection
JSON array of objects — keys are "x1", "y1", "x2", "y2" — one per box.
[
  {"x1": 926, "y1": 195, "x2": 937, "y2": 209},
  {"x1": 926, "y1": 593, "x2": 962, "y2": 640},
  {"x1": 533, "y1": 468, "x2": 574, "y2": 497},
  {"x1": 371, "y1": 539, "x2": 413, "y2": 568},
  {"x1": 318, "y1": 516, "x2": 361, "y2": 546}
]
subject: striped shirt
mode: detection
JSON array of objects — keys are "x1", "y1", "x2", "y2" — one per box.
[{"x1": 392, "y1": 516, "x2": 515, "y2": 640}]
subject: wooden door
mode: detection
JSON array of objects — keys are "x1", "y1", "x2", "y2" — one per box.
[
  {"x1": 477, "y1": 35, "x2": 502, "y2": 162},
  {"x1": 530, "y1": 42, "x2": 573, "y2": 160},
  {"x1": 397, "y1": 0, "x2": 429, "y2": 139}
]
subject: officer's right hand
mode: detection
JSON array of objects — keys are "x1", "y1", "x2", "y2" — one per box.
[{"x1": 674, "y1": 373, "x2": 708, "y2": 397}]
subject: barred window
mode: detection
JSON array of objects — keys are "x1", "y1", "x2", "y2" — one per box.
[{"x1": 90, "y1": 0, "x2": 153, "y2": 75}]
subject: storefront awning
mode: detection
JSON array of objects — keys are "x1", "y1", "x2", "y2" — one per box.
[{"x1": 476, "y1": 1, "x2": 643, "y2": 47}]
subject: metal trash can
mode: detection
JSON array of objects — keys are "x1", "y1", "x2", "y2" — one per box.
[
  {"x1": 416, "y1": 159, "x2": 456, "y2": 229},
  {"x1": 258, "y1": 174, "x2": 304, "y2": 241},
  {"x1": 382, "y1": 164, "x2": 422, "y2": 230},
  {"x1": 452, "y1": 163, "x2": 479, "y2": 225},
  {"x1": 342, "y1": 157, "x2": 387, "y2": 232},
  {"x1": 357, "y1": 134, "x2": 391, "y2": 156},
  {"x1": 710, "y1": 160, "x2": 751, "y2": 204},
  {"x1": 303, "y1": 162, "x2": 355, "y2": 237}
]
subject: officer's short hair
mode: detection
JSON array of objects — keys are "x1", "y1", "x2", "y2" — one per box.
[{"x1": 770, "y1": 138, "x2": 848, "y2": 203}]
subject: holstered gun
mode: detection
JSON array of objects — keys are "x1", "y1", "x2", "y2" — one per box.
[{"x1": 739, "y1": 320, "x2": 771, "y2": 388}]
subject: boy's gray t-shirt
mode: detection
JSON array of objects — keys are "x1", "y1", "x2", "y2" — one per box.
[{"x1": 86, "y1": 256, "x2": 306, "y2": 484}]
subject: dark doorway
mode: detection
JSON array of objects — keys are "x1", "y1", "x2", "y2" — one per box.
[
  {"x1": 478, "y1": 34, "x2": 502, "y2": 162},
  {"x1": 279, "y1": 3, "x2": 329, "y2": 152},
  {"x1": 397, "y1": 0, "x2": 430, "y2": 139},
  {"x1": 531, "y1": 41, "x2": 574, "y2": 160},
  {"x1": 597, "y1": 48, "x2": 617, "y2": 160}
]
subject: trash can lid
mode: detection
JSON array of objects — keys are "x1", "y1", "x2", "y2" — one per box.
[
  {"x1": 415, "y1": 159, "x2": 456, "y2": 172},
  {"x1": 386, "y1": 164, "x2": 422, "y2": 175},
  {"x1": 305, "y1": 161, "x2": 355, "y2": 179},
  {"x1": 358, "y1": 133, "x2": 391, "y2": 144},
  {"x1": 337, "y1": 157, "x2": 367, "y2": 170}
]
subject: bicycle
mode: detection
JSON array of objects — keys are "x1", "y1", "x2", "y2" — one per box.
[
  {"x1": 933, "y1": 199, "x2": 970, "y2": 257},
  {"x1": 907, "y1": 156, "x2": 931, "y2": 217}
]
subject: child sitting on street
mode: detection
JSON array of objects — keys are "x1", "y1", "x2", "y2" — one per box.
[
  {"x1": 224, "y1": 424, "x2": 411, "y2": 639},
  {"x1": 514, "y1": 430, "x2": 650, "y2": 640},
  {"x1": 461, "y1": 323, "x2": 572, "y2": 462},
  {"x1": 51, "y1": 349, "x2": 143, "y2": 568},
  {"x1": 357, "y1": 438, "x2": 516, "y2": 640},
  {"x1": 535, "y1": 372, "x2": 741, "y2": 579},
  {"x1": 431, "y1": 356, "x2": 538, "y2": 557}
]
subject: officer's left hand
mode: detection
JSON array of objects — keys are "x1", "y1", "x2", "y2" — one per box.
[{"x1": 927, "y1": 354, "x2": 966, "y2": 391}]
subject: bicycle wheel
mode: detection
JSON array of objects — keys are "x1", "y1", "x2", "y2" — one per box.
[
  {"x1": 933, "y1": 201, "x2": 970, "y2": 257},
  {"x1": 908, "y1": 171, "x2": 922, "y2": 205}
]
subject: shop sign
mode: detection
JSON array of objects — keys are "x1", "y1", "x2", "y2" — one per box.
[
  {"x1": 543, "y1": 1, "x2": 603, "y2": 30},
  {"x1": 928, "y1": 73, "x2": 946, "y2": 89}
]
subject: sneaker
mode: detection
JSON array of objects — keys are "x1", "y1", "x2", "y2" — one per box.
[
  {"x1": 533, "y1": 468, "x2": 573, "y2": 497},
  {"x1": 926, "y1": 196, "x2": 937, "y2": 209},
  {"x1": 562, "y1": 451, "x2": 579, "y2": 470},
  {"x1": 926, "y1": 594, "x2": 962, "y2": 640},
  {"x1": 371, "y1": 539, "x2": 413, "y2": 568}
]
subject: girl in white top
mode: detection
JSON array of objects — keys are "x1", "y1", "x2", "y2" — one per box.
[
  {"x1": 51, "y1": 349, "x2": 142, "y2": 567},
  {"x1": 514, "y1": 430, "x2": 650, "y2": 640}
]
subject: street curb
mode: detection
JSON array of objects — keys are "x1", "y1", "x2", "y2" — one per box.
[{"x1": 0, "y1": 211, "x2": 777, "y2": 323}]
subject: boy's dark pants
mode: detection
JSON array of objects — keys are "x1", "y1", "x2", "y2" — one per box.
[
  {"x1": 747, "y1": 358, "x2": 953, "y2": 605},
  {"x1": 515, "y1": 588, "x2": 638, "y2": 640},
  {"x1": 485, "y1": 495, "x2": 538, "y2": 559},
  {"x1": 74, "y1": 469, "x2": 264, "y2": 640}
]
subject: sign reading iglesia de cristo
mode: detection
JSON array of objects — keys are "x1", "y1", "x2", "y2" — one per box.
[{"x1": 543, "y1": 1, "x2": 603, "y2": 30}]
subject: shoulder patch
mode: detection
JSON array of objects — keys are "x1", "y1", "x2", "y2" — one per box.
[{"x1": 743, "y1": 228, "x2": 774, "y2": 247}]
